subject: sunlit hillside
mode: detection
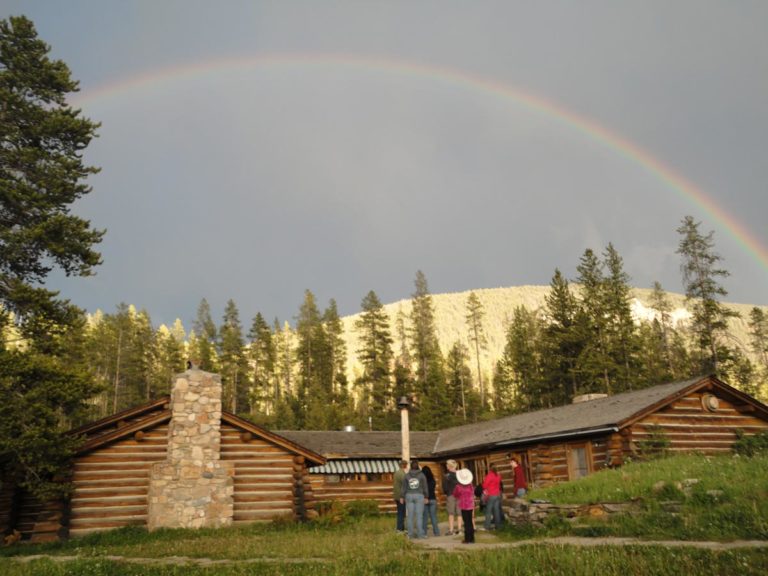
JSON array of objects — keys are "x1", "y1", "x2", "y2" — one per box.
[{"x1": 340, "y1": 285, "x2": 767, "y2": 387}]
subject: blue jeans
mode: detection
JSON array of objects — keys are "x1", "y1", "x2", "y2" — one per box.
[
  {"x1": 405, "y1": 493, "x2": 425, "y2": 538},
  {"x1": 422, "y1": 499, "x2": 440, "y2": 536},
  {"x1": 395, "y1": 499, "x2": 406, "y2": 531},
  {"x1": 484, "y1": 495, "x2": 503, "y2": 529}
]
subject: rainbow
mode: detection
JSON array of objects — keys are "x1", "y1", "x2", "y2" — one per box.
[{"x1": 72, "y1": 53, "x2": 768, "y2": 273}]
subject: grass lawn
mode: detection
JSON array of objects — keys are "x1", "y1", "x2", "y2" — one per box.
[
  {"x1": 498, "y1": 452, "x2": 768, "y2": 541},
  {"x1": 1, "y1": 453, "x2": 767, "y2": 575}
]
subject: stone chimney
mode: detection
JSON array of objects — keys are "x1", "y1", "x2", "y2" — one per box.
[{"x1": 147, "y1": 368, "x2": 234, "y2": 530}]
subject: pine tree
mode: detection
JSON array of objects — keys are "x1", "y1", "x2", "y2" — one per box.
[
  {"x1": 322, "y1": 299, "x2": 348, "y2": 398},
  {"x1": 748, "y1": 308, "x2": 768, "y2": 371},
  {"x1": 354, "y1": 291, "x2": 394, "y2": 428},
  {"x1": 648, "y1": 282, "x2": 674, "y2": 377},
  {"x1": 602, "y1": 243, "x2": 640, "y2": 391},
  {"x1": 408, "y1": 271, "x2": 449, "y2": 429},
  {"x1": 248, "y1": 312, "x2": 276, "y2": 416},
  {"x1": 0, "y1": 16, "x2": 104, "y2": 499},
  {"x1": 410, "y1": 271, "x2": 440, "y2": 384},
  {"x1": 445, "y1": 341, "x2": 476, "y2": 423},
  {"x1": 273, "y1": 319, "x2": 298, "y2": 428},
  {"x1": 465, "y1": 291, "x2": 488, "y2": 406},
  {"x1": 219, "y1": 299, "x2": 247, "y2": 414},
  {"x1": 295, "y1": 290, "x2": 327, "y2": 427},
  {"x1": 153, "y1": 322, "x2": 185, "y2": 398},
  {"x1": 502, "y1": 305, "x2": 545, "y2": 411},
  {"x1": 392, "y1": 305, "x2": 414, "y2": 405},
  {"x1": 541, "y1": 269, "x2": 583, "y2": 405},
  {"x1": 192, "y1": 298, "x2": 217, "y2": 371},
  {"x1": 575, "y1": 249, "x2": 612, "y2": 394},
  {"x1": 747, "y1": 307, "x2": 768, "y2": 399},
  {"x1": 676, "y1": 216, "x2": 737, "y2": 375}
]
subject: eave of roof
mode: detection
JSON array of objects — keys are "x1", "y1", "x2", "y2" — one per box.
[
  {"x1": 76, "y1": 409, "x2": 171, "y2": 455},
  {"x1": 69, "y1": 396, "x2": 170, "y2": 438},
  {"x1": 222, "y1": 413, "x2": 326, "y2": 465}
]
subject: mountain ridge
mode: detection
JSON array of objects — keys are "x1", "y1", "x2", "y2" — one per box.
[{"x1": 339, "y1": 285, "x2": 767, "y2": 386}]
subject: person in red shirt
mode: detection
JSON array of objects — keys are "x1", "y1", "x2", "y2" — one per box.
[
  {"x1": 482, "y1": 464, "x2": 503, "y2": 530},
  {"x1": 509, "y1": 454, "x2": 528, "y2": 497}
]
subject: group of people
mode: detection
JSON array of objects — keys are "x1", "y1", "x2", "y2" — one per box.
[{"x1": 393, "y1": 454, "x2": 527, "y2": 544}]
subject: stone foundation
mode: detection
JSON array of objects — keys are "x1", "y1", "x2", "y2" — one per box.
[
  {"x1": 506, "y1": 498, "x2": 640, "y2": 527},
  {"x1": 147, "y1": 369, "x2": 234, "y2": 530}
]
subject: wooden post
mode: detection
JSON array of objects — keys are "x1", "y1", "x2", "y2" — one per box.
[{"x1": 398, "y1": 397, "x2": 411, "y2": 463}]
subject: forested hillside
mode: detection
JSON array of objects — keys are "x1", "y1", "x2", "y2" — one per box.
[
  {"x1": 340, "y1": 285, "x2": 767, "y2": 394},
  {"x1": 61, "y1": 272, "x2": 767, "y2": 434}
]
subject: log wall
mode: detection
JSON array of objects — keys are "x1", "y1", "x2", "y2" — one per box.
[
  {"x1": 629, "y1": 391, "x2": 768, "y2": 454},
  {"x1": 68, "y1": 424, "x2": 169, "y2": 537},
  {"x1": 308, "y1": 473, "x2": 397, "y2": 513},
  {"x1": 306, "y1": 460, "x2": 443, "y2": 514},
  {"x1": 219, "y1": 424, "x2": 297, "y2": 523}
]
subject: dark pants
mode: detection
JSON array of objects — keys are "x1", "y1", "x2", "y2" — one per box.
[
  {"x1": 395, "y1": 499, "x2": 406, "y2": 532},
  {"x1": 461, "y1": 509, "x2": 475, "y2": 543}
]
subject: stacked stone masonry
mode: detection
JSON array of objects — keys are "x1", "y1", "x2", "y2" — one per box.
[{"x1": 147, "y1": 369, "x2": 234, "y2": 530}]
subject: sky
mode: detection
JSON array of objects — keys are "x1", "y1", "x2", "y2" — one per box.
[{"x1": 5, "y1": 1, "x2": 768, "y2": 329}]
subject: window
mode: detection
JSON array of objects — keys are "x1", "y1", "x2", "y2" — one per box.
[{"x1": 567, "y1": 443, "x2": 591, "y2": 479}]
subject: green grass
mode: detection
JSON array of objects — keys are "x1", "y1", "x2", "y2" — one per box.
[
  {"x1": 2, "y1": 545, "x2": 767, "y2": 576},
  {"x1": 499, "y1": 452, "x2": 768, "y2": 541},
  {"x1": 2, "y1": 454, "x2": 767, "y2": 574}
]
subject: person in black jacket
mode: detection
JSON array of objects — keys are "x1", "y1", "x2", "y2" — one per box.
[{"x1": 421, "y1": 465, "x2": 440, "y2": 536}]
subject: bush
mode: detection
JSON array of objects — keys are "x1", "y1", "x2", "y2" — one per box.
[
  {"x1": 344, "y1": 500, "x2": 380, "y2": 518},
  {"x1": 636, "y1": 425, "x2": 671, "y2": 459},
  {"x1": 733, "y1": 430, "x2": 768, "y2": 457},
  {"x1": 313, "y1": 499, "x2": 380, "y2": 527}
]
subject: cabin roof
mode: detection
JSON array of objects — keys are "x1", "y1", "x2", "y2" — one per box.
[
  {"x1": 70, "y1": 396, "x2": 325, "y2": 464},
  {"x1": 275, "y1": 430, "x2": 440, "y2": 459},
  {"x1": 431, "y1": 376, "x2": 718, "y2": 455},
  {"x1": 71, "y1": 375, "x2": 768, "y2": 463}
]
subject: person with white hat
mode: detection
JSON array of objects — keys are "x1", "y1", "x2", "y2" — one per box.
[{"x1": 452, "y1": 468, "x2": 475, "y2": 543}]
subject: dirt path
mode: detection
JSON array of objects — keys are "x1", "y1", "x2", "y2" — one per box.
[
  {"x1": 411, "y1": 522, "x2": 768, "y2": 553},
  {"x1": 10, "y1": 554, "x2": 330, "y2": 566}
]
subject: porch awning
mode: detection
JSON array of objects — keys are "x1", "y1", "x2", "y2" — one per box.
[{"x1": 308, "y1": 458, "x2": 400, "y2": 474}]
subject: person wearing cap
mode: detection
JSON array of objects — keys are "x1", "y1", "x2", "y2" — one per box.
[
  {"x1": 393, "y1": 460, "x2": 408, "y2": 533},
  {"x1": 452, "y1": 468, "x2": 476, "y2": 544},
  {"x1": 401, "y1": 460, "x2": 429, "y2": 539},
  {"x1": 441, "y1": 459, "x2": 462, "y2": 536}
]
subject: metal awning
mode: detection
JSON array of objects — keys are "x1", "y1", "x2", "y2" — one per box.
[{"x1": 308, "y1": 458, "x2": 400, "y2": 474}]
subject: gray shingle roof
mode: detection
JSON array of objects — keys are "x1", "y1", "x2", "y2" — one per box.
[
  {"x1": 274, "y1": 377, "x2": 743, "y2": 459},
  {"x1": 274, "y1": 430, "x2": 440, "y2": 459},
  {"x1": 432, "y1": 377, "x2": 705, "y2": 455}
]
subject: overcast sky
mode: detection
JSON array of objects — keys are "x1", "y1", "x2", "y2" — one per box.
[{"x1": 5, "y1": 1, "x2": 768, "y2": 328}]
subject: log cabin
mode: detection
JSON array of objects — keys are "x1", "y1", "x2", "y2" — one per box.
[
  {"x1": 0, "y1": 369, "x2": 324, "y2": 542},
  {"x1": 2, "y1": 374, "x2": 766, "y2": 541},
  {"x1": 431, "y1": 375, "x2": 768, "y2": 510}
]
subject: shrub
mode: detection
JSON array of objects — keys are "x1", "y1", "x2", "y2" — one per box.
[
  {"x1": 636, "y1": 425, "x2": 671, "y2": 459},
  {"x1": 344, "y1": 500, "x2": 380, "y2": 518},
  {"x1": 733, "y1": 430, "x2": 768, "y2": 457}
]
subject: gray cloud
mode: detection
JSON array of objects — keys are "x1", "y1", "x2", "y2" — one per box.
[{"x1": 8, "y1": 0, "x2": 767, "y2": 327}]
